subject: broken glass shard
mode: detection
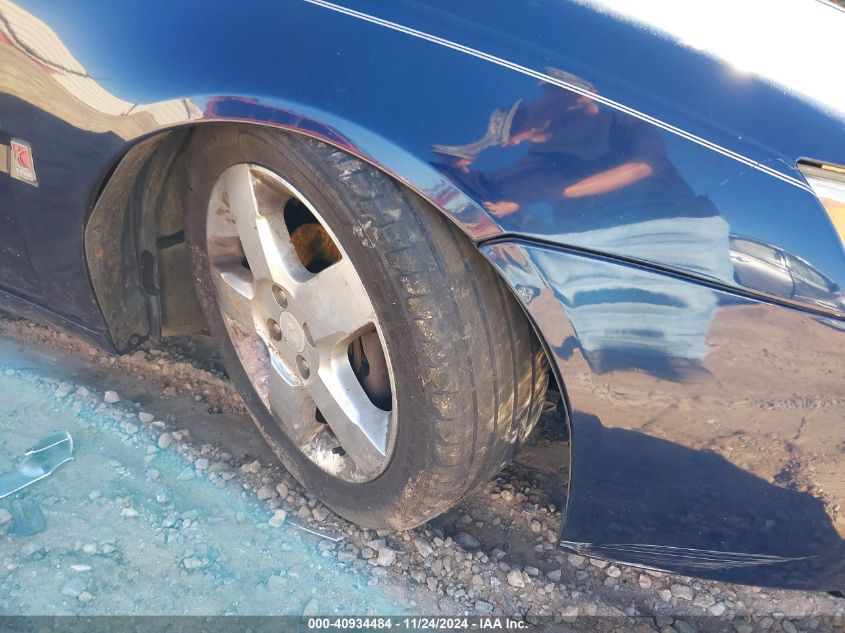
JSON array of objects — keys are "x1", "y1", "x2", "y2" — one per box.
[{"x1": 0, "y1": 430, "x2": 74, "y2": 499}]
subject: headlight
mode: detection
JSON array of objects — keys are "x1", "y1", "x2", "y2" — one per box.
[{"x1": 799, "y1": 161, "x2": 845, "y2": 248}]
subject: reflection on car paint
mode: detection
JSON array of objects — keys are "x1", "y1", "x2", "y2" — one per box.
[
  {"x1": 731, "y1": 235, "x2": 845, "y2": 314},
  {"x1": 484, "y1": 240, "x2": 845, "y2": 589},
  {"x1": 432, "y1": 70, "x2": 844, "y2": 318}
]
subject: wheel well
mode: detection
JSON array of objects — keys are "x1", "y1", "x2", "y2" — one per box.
[
  {"x1": 86, "y1": 122, "x2": 562, "y2": 403},
  {"x1": 85, "y1": 126, "x2": 204, "y2": 351}
]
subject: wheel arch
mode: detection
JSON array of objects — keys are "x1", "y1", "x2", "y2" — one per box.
[
  {"x1": 84, "y1": 113, "x2": 572, "y2": 535},
  {"x1": 83, "y1": 119, "x2": 560, "y2": 385},
  {"x1": 84, "y1": 116, "x2": 571, "y2": 512}
]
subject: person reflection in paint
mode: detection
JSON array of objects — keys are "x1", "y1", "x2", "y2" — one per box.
[{"x1": 434, "y1": 70, "x2": 732, "y2": 379}]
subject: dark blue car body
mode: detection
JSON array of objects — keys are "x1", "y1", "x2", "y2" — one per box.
[{"x1": 1, "y1": 0, "x2": 843, "y2": 590}]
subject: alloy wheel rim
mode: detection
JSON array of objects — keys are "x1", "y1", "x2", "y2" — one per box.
[{"x1": 206, "y1": 163, "x2": 397, "y2": 483}]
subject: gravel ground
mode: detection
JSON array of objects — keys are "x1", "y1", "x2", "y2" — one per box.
[{"x1": 0, "y1": 316, "x2": 843, "y2": 631}]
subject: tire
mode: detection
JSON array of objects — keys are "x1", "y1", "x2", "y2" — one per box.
[{"x1": 182, "y1": 125, "x2": 547, "y2": 529}]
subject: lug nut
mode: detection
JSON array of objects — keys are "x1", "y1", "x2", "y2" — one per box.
[
  {"x1": 296, "y1": 355, "x2": 310, "y2": 379},
  {"x1": 267, "y1": 319, "x2": 282, "y2": 341},
  {"x1": 272, "y1": 285, "x2": 288, "y2": 309}
]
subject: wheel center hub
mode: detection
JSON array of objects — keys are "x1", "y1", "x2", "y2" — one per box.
[{"x1": 277, "y1": 311, "x2": 306, "y2": 353}]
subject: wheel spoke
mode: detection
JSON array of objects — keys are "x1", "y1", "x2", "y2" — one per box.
[
  {"x1": 309, "y1": 358, "x2": 390, "y2": 476},
  {"x1": 294, "y1": 259, "x2": 374, "y2": 347},
  {"x1": 219, "y1": 164, "x2": 300, "y2": 289},
  {"x1": 212, "y1": 263, "x2": 255, "y2": 331},
  {"x1": 266, "y1": 356, "x2": 323, "y2": 446},
  {"x1": 218, "y1": 164, "x2": 271, "y2": 279}
]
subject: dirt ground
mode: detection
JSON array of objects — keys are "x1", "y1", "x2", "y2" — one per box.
[{"x1": 0, "y1": 316, "x2": 843, "y2": 631}]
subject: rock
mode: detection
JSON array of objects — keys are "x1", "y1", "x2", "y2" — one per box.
[
  {"x1": 296, "y1": 506, "x2": 311, "y2": 520},
  {"x1": 431, "y1": 559, "x2": 443, "y2": 575},
  {"x1": 0, "y1": 508, "x2": 11, "y2": 525},
  {"x1": 183, "y1": 557, "x2": 205, "y2": 570},
  {"x1": 337, "y1": 548, "x2": 358, "y2": 562},
  {"x1": 658, "y1": 589, "x2": 672, "y2": 602},
  {"x1": 670, "y1": 584, "x2": 694, "y2": 601},
  {"x1": 507, "y1": 570, "x2": 525, "y2": 588},
  {"x1": 138, "y1": 412, "x2": 155, "y2": 423},
  {"x1": 414, "y1": 538, "x2": 434, "y2": 558},
  {"x1": 500, "y1": 489, "x2": 514, "y2": 501},
  {"x1": 530, "y1": 520, "x2": 542, "y2": 533},
  {"x1": 455, "y1": 532, "x2": 480, "y2": 550},
  {"x1": 76, "y1": 386, "x2": 90, "y2": 397},
  {"x1": 177, "y1": 467, "x2": 194, "y2": 481},
  {"x1": 673, "y1": 621, "x2": 697, "y2": 633},
  {"x1": 120, "y1": 421, "x2": 138, "y2": 434},
  {"x1": 54, "y1": 382, "x2": 73, "y2": 399},
  {"x1": 120, "y1": 508, "x2": 139, "y2": 518},
  {"x1": 276, "y1": 482, "x2": 290, "y2": 498},
  {"x1": 524, "y1": 566, "x2": 540, "y2": 577},
  {"x1": 194, "y1": 458, "x2": 209, "y2": 470},
  {"x1": 708, "y1": 602, "x2": 726, "y2": 616},
  {"x1": 606, "y1": 565, "x2": 621, "y2": 578},
  {"x1": 302, "y1": 598, "x2": 319, "y2": 617},
  {"x1": 157, "y1": 433, "x2": 174, "y2": 449},
  {"x1": 546, "y1": 569, "x2": 562, "y2": 583},
  {"x1": 268, "y1": 510, "x2": 287, "y2": 527},
  {"x1": 257, "y1": 484, "x2": 277, "y2": 500},
  {"x1": 70, "y1": 564, "x2": 91, "y2": 572},
  {"x1": 104, "y1": 390, "x2": 120, "y2": 403},
  {"x1": 638, "y1": 574, "x2": 652, "y2": 589},
  {"x1": 312, "y1": 505, "x2": 330, "y2": 522},
  {"x1": 589, "y1": 558, "x2": 609, "y2": 569},
  {"x1": 693, "y1": 593, "x2": 715, "y2": 609},
  {"x1": 61, "y1": 577, "x2": 87, "y2": 598},
  {"x1": 567, "y1": 554, "x2": 587, "y2": 568},
  {"x1": 561, "y1": 606, "x2": 579, "y2": 623},
  {"x1": 410, "y1": 569, "x2": 425, "y2": 583},
  {"x1": 82, "y1": 543, "x2": 97, "y2": 554},
  {"x1": 490, "y1": 548, "x2": 507, "y2": 561},
  {"x1": 782, "y1": 621, "x2": 798, "y2": 633},
  {"x1": 475, "y1": 600, "x2": 494, "y2": 613},
  {"x1": 78, "y1": 591, "x2": 94, "y2": 603},
  {"x1": 376, "y1": 547, "x2": 396, "y2": 567},
  {"x1": 242, "y1": 459, "x2": 261, "y2": 474},
  {"x1": 366, "y1": 538, "x2": 386, "y2": 550}
]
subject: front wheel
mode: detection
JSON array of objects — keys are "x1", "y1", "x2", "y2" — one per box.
[{"x1": 183, "y1": 125, "x2": 547, "y2": 529}]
